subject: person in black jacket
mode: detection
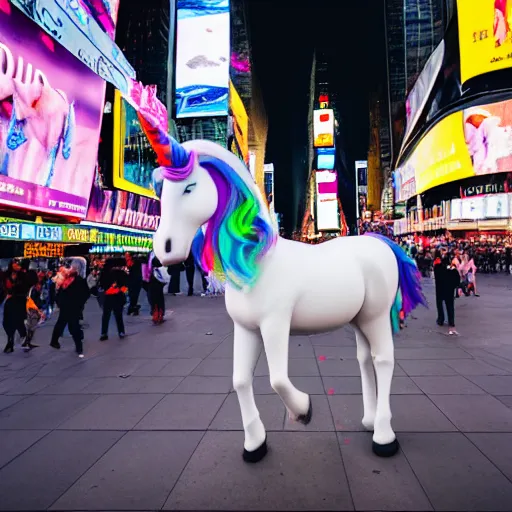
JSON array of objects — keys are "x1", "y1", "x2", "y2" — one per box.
[
  {"x1": 433, "y1": 249, "x2": 460, "y2": 335},
  {"x1": 125, "y1": 252, "x2": 142, "y2": 315},
  {"x1": 50, "y1": 267, "x2": 90, "y2": 357},
  {"x1": 99, "y1": 258, "x2": 127, "y2": 341}
]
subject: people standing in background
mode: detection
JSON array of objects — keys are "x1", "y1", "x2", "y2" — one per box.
[
  {"x1": 125, "y1": 252, "x2": 142, "y2": 315},
  {"x1": 434, "y1": 249, "x2": 460, "y2": 336},
  {"x1": 24, "y1": 281, "x2": 44, "y2": 351},
  {"x1": 2, "y1": 260, "x2": 28, "y2": 353},
  {"x1": 184, "y1": 252, "x2": 208, "y2": 296},
  {"x1": 167, "y1": 263, "x2": 182, "y2": 295},
  {"x1": 50, "y1": 266, "x2": 90, "y2": 357},
  {"x1": 99, "y1": 258, "x2": 127, "y2": 341},
  {"x1": 148, "y1": 256, "x2": 168, "y2": 325}
]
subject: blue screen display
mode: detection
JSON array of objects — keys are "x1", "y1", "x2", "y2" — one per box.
[{"x1": 317, "y1": 154, "x2": 335, "y2": 170}]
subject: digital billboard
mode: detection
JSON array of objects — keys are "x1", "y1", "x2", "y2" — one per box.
[
  {"x1": 228, "y1": 81, "x2": 248, "y2": 164},
  {"x1": 175, "y1": 0, "x2": 230, "y2": 118},
  {"x1": 313, "y1": 109, "x2": 334, "y2": 148},
  {"x1": 0, "y1": 5, "x2": 105, "y2": 218},
  {"x1": 112, "y1": 90, "x2": 159, "y2": 198},
  {"x1": 457, "y1": 0, "x2": 512, "y2": 84},
  {"x1": 315, "y1": 170, "x2": 339, "y2": 231},
  {"x1": 87, "y1": 169, "x2": 161, "y2": 231},
  {"x1": 317, "y1": 147, "x2": 335, "y2": 170}
]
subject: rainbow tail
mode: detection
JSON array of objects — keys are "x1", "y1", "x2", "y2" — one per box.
[{"x1": 365, "y1": 233, "x2": 427, "y2": 334}]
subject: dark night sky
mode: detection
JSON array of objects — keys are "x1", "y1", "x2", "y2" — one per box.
[{"x1": 247, "y1": 0, "x2": 387, "y2": 232}]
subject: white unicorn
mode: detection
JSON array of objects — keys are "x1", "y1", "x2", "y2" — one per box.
[{"x1": 144, "y1": 122, "x2": 425, "y2": 462}]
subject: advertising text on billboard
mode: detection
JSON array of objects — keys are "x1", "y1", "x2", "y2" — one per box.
[
  {"x1": 316, "y1": 170, "x2": 339, "y2": 231},
  {"x1": 175, "y1": 0, "x2": 230, "y2": 118},
  {"x1": 0, "y1": 6, "x2": 105, "y2": 218}
]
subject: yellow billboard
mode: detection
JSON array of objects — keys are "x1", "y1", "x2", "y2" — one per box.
[
  {"x1": 113, "y1": 90, "x2": 158, "y2": 199},
  {"x1": 229, "y1": 81, "x2": 249, "y2": 164},
  {"x1": 410, "y1": 111, "x2": 474, "y2": 194},
  {"x1": 458, "y1": 0, "x2": 512, "y2": 84}
]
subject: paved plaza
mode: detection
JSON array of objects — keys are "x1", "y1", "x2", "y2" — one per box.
[{"x1": 1, "y1": 276, "x2": 512, "y2": 510}]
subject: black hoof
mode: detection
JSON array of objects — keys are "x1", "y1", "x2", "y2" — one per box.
[
  {"x1": 372, "y1": 438, "x2": 400, "y2": 457},
  {"x1": 243, "y1": 437, "x2": 268, "y2": 463},
  {"x1": 297, "y1": 397, "x2": 313, "y2": 425}
]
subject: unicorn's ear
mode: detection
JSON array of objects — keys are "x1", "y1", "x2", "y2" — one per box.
[{"x1": 152, "y1": 168, "x2": 164, "y2": 198}]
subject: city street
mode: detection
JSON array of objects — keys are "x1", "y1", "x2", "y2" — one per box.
[{"x1": 1, "y1": 276, "x2": 512, "y2": 511}]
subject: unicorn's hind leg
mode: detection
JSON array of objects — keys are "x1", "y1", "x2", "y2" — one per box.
[
  {"x1": 357, "y1": 313, "x2": 399, "y2": 457},
  {"x1": 232, "y1": 322, "x2": 267, "y2": 462},
  {"x1": 351, "y1": 324, "x2": 377, "y2": 431},
  {"x1": 260, "y1": 316, "x2": 311, "y2": 422}
]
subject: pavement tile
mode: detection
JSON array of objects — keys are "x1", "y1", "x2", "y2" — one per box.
[
  {"x1": 4, "y1": 377, "x2": 56, "y2": 395},
  {"x1": 284, "y1": 395, "x2": 334, "y2": 431},
  {"x1": 191, "y1": 358, "x2": 233, "y2": 376},
  {"x1": 445, "y1": 359, "x2": 510, "y2": 376},
  {"x1": 135, "y1": 393, "x2": 226, "y2": 430},
  {"x1": 309, "y1": 330, "x2": 355, "y2": 347},
  {"x1": 79, "y1": 376, "x2": 154, "y2": 394},
  {"x1": 313, "y1": 346, "x2": 357, "y2": 359},
  {"x1": 0, "y1": 430, "x2": 49, "y2": 469},
  {"x1": 465, "y1": 375, "x2": 512, "y2": 395},
  {"x1": 252, "y1": 375, "x2": 326, "y2": 395},
  {"x1": 130, "y1": 358, "x2": 172, "y2": 376},
  {"x1": 328, "y1": 395, "x2": 366, "y2": 432},
  {"x1": 0, "y1": 430, "x2": 122, "y2": 511},
  {"x1": 176, "y1": 343, "x2": 218, "y2": 358},
  {"x1": 158, "y1": 358, "x2": 202, "y2": 376},
  {"x1": 137, "y1": 376, "x2": 184, "y2": 393},
  {"x1": 400, "y1": 432, "x2": 512, "y2": 511},
  {"x1": 321, "y1": 376, "x2": 421, "y2": 395},
  {"x1": 51, "y1": 431, "x2": 203, "y2": 512},
  {"x1": 0, "y1": 378, "x2": 31, "y2": 394},
  {"x1": 289, "y1": 358, "x2": 320, "y2": 376},
  {"x1": 57, "y1": 394, "x2": 164, "y2": 430},
  {"x1": 411, "y1": 376, "x2": 486, "y2": 395},
  {"x1": 208, "y1": 341, "x2": 235, "y2": 358},
  {"x1": 337, "y1": 432, "x2": 432, "y2": 511},
  {"x1": 394, "y1": 348, "x2": 472, "y2": 360},
  {"x1": 318, "y1": 359, "x2": 362, "y2": 377},
  {"x1": 0, "y1": 395, "x2": 26, "y2": 412},
  {"x1": 496, "y1": 395, "x2": 512, "y2": 408},
  {"x1": 210, "y1": 393, "x2": 285, "y2": 431},
  {"x1": 37, "y1": 377, "x2": 94, "y2": 394},
  {"x1": 398, "y1": 360, "x2": 458, "y2": 376},
  {"x1": 0, "y1": 394, "x2": 98, "y2": 430},
  {"x1": 173, "y1": 375, "x2": 232, "y2": 394},
  {"x1": 164, "y1": 431, "x2": 354, "y2": 511},
  {"x1": 288, "y1": 340, "x2": 315, "y2": 358},
  {"x1": 429, "y1": 394, "x2": 512, "y2": 432},
  {"x1": 467, "y1": 433, "x2": 512, "y2": 482}
]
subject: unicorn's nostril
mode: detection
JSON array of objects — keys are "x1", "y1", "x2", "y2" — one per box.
[{"x1": 165, "y1": 238, "x2": 172, "y2": 254}]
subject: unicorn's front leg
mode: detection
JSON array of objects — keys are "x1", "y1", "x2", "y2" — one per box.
[
  {"x1": 232, "y1": 322, "x2": 267, "y2": 462},
  {"x1": 359, "y1": 314, "x2": 399, "y2": 457},
  {"x1": 260, "y1": 315, "x2": 311, "y2": 422}
]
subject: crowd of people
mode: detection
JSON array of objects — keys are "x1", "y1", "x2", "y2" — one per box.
[{"x1": 0, "y1": 250, "x2": 216, "y2": 357}]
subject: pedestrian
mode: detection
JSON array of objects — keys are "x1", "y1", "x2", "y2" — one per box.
[
  {"x1": 433, "y1": 249, "x2": 460, "y2": 336},
  {"x1": 99, "y1": 258, "x2": 127, "y2": 341},
  {"x1": 167, "y1": 263, "x2": 182, "y2": 295},
  {"x1": 50, "y1": 266, "x2": 90, "y2": 357},
  {"x1": 2, "y1": 260, "x2": 28, "y2": 353},
  {"x1": 148, "y1": 255, "x2": 168, "y2": 325},
  {"x1": 125, "y1": 252, "x2": 142, "y2": 315},
  {"x1": 24, "y1": 281, "x2": 44, "y2": 351}
]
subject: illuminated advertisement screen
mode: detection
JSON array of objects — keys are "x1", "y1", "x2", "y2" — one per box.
[
  {"x1": 84, "y1": 0, "x2": 121, "y2": 38},
  {"x1": 457, "y1": 0, "x2": 512, "y2": 84},
  {"x1": 316, "y1": 170, "x2": 339, "y2": 231},
  {"x1": 313, "y1": 109, "x2": 334, "y2": 148},
  {"x1": 0, "y1": 6, "x2": 105, "y2": 218},
  {"x1": 113, "y1": 90, "x2": 158, "y2": 198},
  {"x1": 397, "y1": 98, "x2": 512, "y2": 198},
  {"x1": 484, "y1": 193, "x2": 510, "y2": 217},
  {"x1": 228, "y1": 81, "x2": 248, "y2": 163},
  {"x1": 87, "y1": 169, "x2": 161, "y2": 231},
  {"x1": 175, "y1": 0, "x2": 230, "y2": 118},
  {"x1": 317, "y1": 147, "x2": 335, "y2": 170},
  {"x1": 461, "y1": 196, "x2": 485, "y2": 219}
]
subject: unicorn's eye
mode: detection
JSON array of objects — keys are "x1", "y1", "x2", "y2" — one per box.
[{"x1": 183, "y1": 183, "x2": 197, "y2": 195}]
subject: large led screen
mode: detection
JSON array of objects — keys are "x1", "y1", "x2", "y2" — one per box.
[
  {"x1": 316, "y1": 170, "x2": 339, "y2": 231},
  {"x1": 317, "y1": 147, "x2": 335, "y2": 170},
  {"x1": 313, "y1": 109, "x2": 334, "y2": 148},
  {"x1": 113, "y1": 90, "x2": 158, "y2": 198},
  {"x1": 457, "y1": 0, "x2": 512, "y2": 84},
  {"x1": 0, "y1": 5, "x2": 105, "y2": 218},
  {"x1": 175, "y1": 0, "x2": 230, "y2": 118},
  {"x1": 228, "y1": 81, "x2": 248, "y2": 163}
]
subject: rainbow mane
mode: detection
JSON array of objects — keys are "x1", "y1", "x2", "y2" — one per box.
[{"x1": 192, "y1": 156, "x2": 276, "y2": 290}]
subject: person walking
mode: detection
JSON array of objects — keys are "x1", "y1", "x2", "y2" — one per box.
[
  {"x1": 148, "y1": 255, "x2": 168, "y2": 325},
  {"x1": 125, "y1": 252, "x2": 142, "y2": 315},
  {"x1": 2, "y1": 260, "x2": 29, "y2": 353},
  {"x1": 99, "y1": 258, "x2": 127, "y2": 341},
  {"x1": 434, "y1": 249, "x2": 460, "y2": 336},
  {"x1": 50, "y1": 266, "x2": 90, "y2": 357},
  {"x1": 23, "y1": 281, "x2": 44, "y2": 351}
]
